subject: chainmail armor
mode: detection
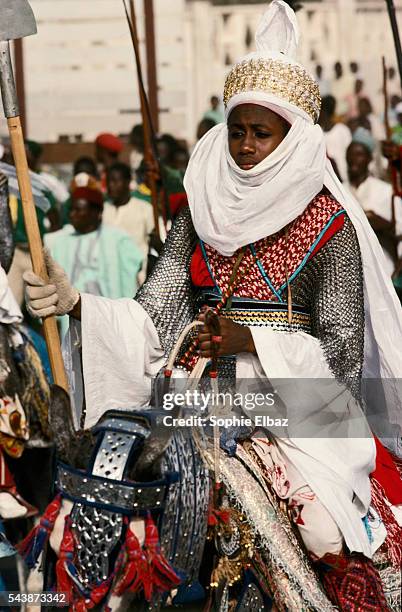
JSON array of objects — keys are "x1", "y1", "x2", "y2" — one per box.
[
  {"x1": 291, "y1": 215, "x2": 364, "y2": 396},
  {"x1": 135, "y1": 207, "x2": 197, "y2": 356}
]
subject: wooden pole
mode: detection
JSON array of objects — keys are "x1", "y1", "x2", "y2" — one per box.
[
  {"x1": 383, "y1": 56, "x2": 399, "y2": 263},
  {"x1": 7, "y1": 116, "x2": 69, "y2": 391},
  {"x1": 385, "y1": 0, "x2": 402, "y2": 90},
  {"x1": 129, "y1": 0, "x2": 136, "y2": 34},
  {"x1": 383, "y1": 57, "x2": 391, "y2": 140},
  {"x1": 125, "y1": 0, "x2": 161, "y2": 238},
  {"x1": 143, "y1": 0, "x2": 159, "y2": 132},
  {"x1": 13, "y1": 39, "x2": 27, "y2": 136}
]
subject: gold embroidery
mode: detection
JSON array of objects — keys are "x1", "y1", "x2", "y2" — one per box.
[
  {"x1": 220, "y1": 309, "x2": 311, "y2": 330},
  {"x1": 224, "y1": 58, "x2": 321, "y2": 123}
]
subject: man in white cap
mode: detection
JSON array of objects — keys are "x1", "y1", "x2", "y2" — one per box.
[{"x1": 346, "y1": 127, "x2": 400, "y2": 276}]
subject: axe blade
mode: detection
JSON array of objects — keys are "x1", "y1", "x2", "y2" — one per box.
[{"x1": 0, "y1": 0, "x2": 37, "y2": 42}]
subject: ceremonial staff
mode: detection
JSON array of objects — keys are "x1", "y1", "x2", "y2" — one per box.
[
  {"x1": 383, "y1": 57, "x2": 400, "y2": 265},
  {"x1": 383, "y1": 0, "x2": 402, "y2": 264},
  {"x1": 122, "y1": 0, "x2": 163, "y2": 238},
  {"x1": 385, "y1": 0, "x2": 402, "y2": 89},
  {"x1": 0, "y1": 0, "x2": 68, "y2": 391}
]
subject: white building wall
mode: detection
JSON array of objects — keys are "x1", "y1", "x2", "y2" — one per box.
[
  {"x1": 22, "y1": 0, "x2": 146, "y2": 141},
  {"x1": 1, "y1": 0, "x2": 189, "y2": 143},
  {"x1": 154, "y1": 0, "x2": 189, "y2": 138}
]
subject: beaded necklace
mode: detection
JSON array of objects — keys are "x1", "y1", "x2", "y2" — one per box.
[
  {"x1": 177, "y1": 245, "x2": 256, "y2": 370},
  {"x1": 178, "y1": 223, "x2": 295, "y2": 371}
]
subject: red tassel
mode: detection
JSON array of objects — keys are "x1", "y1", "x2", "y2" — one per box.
[
  {"x1": 144, "y1": 514, "x2": 181, "y2": 594},
  {"x1": 22, "y1": 508, "x2": 112, "y2": 612},
  {"x1": 113, "y1": 526, "x2": 151, "y2": 599},
  {"x1": 371, "y1": 477, "x2": 402, "y2": 568},
  {"x1": 72, "y1": 580, "x2": 111, "y2": 612},
  {"x1": 18, "y1": 494, "x2": 62, "y2": 568},
  {"x1": 208, "y1": 508, "x2": 231, "y2": 527},
  {"x1": 56, "y1": 516, "x2": 76, "y2": 596},
  {"x1": 90, "y1": 580, "x2": 111, "y2": 604}
]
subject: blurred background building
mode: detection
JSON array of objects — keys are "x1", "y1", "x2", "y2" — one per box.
[{"x1": 1, "y1": 0, "x2": 401, "y2": 145}]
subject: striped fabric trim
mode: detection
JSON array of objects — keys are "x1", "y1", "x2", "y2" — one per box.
[{"x1": 197, "y1": 291, "x2": 311, "y2": 333}]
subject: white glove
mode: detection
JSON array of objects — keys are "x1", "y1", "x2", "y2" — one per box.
[{"x1": 23, "y1": 249, "x2": 79, "y2": 318}]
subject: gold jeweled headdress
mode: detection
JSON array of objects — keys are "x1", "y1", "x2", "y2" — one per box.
[
  {"x1": 223, "y1": 57, "x2": 321, "y2": 123},
  {"x1": 222, "y1": 1, "x2": 321, "y2": 123}
]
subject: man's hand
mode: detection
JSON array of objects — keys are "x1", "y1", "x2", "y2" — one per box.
[
  {"x1": 197, "y1": 311, "x2": 256, "y2": 357},
  {"x1": 143, "y1": 158, "x2": 161, "y2": 188},
  {"x1": 24, "y1": 249, "x2": 79, "y2": 318}
]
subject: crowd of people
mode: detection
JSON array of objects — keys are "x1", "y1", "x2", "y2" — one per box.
[
  {"x1": 316, "y1": 61, "x2": 402, "y2": 291},
  {"x1": 0, "y1": 1, "x2": 401, "y2": 608}
]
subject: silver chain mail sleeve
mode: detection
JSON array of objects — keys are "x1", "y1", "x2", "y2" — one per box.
[
  {"x1": 135, "y1": 207, "x2": 198, "y2": 356},
  {"x1": 293, "y1": 214, "x2": 365, "y2": 396}
]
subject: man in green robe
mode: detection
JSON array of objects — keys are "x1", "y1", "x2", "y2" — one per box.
[{"x1": 45, "y1": 185, "x2": 142, "y2": 338}]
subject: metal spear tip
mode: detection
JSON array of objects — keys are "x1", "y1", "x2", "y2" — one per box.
[{"x1": 0, "y1": 0, "x2": 37, "y2": 42}]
